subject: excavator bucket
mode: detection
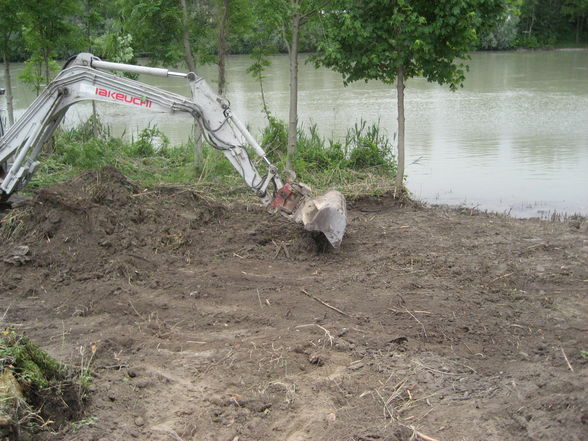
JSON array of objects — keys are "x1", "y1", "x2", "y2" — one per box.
[
  {"x1": 296, "y1": 190, "x2": 347, "y2": 248},
  {"x1": 272, "y1": 183, "x2": 347, "y2": 248}
]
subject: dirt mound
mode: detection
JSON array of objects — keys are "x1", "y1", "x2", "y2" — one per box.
[
  {"x1": 3, "y1": 166, "x2": 230, "y2": 274},
  {"x1": 1, "y1": 169, "x2": 586, "y2": 441}
]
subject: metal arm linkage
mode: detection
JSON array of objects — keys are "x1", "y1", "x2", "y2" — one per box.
[{"x1": 0, "y1": 53, "x2": 282, "y2": 202}]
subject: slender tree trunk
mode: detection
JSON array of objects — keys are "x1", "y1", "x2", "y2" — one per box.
[
  {"x1": 258, "y1": 72, "x2": 270, "y2": 123},
  {"x1": 43, "y1": 50, "x2": 50, "y2": 86},
  {"x1": 2, "y1": 50, "x2": 14, "y2": 126},
  {"x1": 576, "y1": 16, "x2": 581, "y2": 44},
  {"x1": 179, "y1": 0, "x2": 201, "y2": 162},
  {"x1": 395, "y1": 67, "x2": 405, "y2": 189},
  {"x1": 218, "y1": 0, "x2": 229, "y2": 95},
  {"x1": 286, "y1": 11, "x2": 300, "y2": 171},
  {"x1": 179, "y1": 0, "x2": 197, "y2": 72}
]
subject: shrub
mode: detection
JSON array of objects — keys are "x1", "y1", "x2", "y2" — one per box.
[
  {"x1": 345, "y1": 120, "x2": 396, "y2": 174},
  {"x1": 260, "y1": 116, "x2": 288, "y2": 162},
  {"x1": 126, "y1": 127, "x2": 170, "y2": 157},
  {"x1": 296, "y1": 124, "x2": 346, "y2": 171}
]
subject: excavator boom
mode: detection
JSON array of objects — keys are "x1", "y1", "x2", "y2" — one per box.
[{"x1": 0, "y1": 53, "x2": 346, "y2": 247}]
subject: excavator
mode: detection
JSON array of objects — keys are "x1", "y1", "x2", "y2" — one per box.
[{"x1": 0, "y1": 53, "x2": 346, "y2": 247}]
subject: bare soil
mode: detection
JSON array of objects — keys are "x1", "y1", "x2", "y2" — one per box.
[{"x1": 1, "y1": 166, "x2": 587, "y2": 441}]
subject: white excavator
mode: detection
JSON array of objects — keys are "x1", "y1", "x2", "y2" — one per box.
[{"x1": 0, "y1": 53, "x2": 346, "y2": 247}]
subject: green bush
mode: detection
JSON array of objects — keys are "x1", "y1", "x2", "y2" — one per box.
[
  {"x1": 345, "y1": 120, "x2": 396, "y2": 174},
  {"x1": 56, "y1": 138, "x2": 114, "y2": 169},
  {"x1": 291, "y1": 119, "x2": 396, "y2": 176},
  {"x1": 296, "y1": 124, "x2": 346, "y2": 171},
  {"x1": 34, "y1": 117, "x2": 198, "y2": 189},
  {"x1": 54, "y1": 115, "x2": 110, "y2": 144},
  {"x1": 260, "y1": 116, "x2": 288, "y2": 162},
  {"x1": 31, "y1": 115, "x2": 400, "y2": 199},
  {"x1": 126, "y1": 127, "x2": 170, "y2": 157}
]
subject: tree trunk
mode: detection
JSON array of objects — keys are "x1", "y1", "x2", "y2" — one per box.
[
  {"x1": 179, "y1": 0, "x2": 197, "y2": 72},
  {"x1": 286, "y1": 10, "x2": 300, "y2": 171},
  {"x1": 395, "y1": 67, "x2": 405, "y2": 189},
  {"x1": 576, "y1": 16, "x2": 581, "y2": 44},
  {"x1": 2, "y1": 50, "x2": 14, "y2": 126},
  {"x1": 43, "y1": 49, "x2": 50, "y2": 86},
  {"x1": 218, "y1": 0, "x2": 229, "y2": 95}
]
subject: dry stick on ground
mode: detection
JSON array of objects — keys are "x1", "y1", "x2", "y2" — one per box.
[
  {"x1": 272, "y1": 240, "x2": 282, "y2": 260},
  {"x1": 407, "y1": 427, "x2": 443, "y2": 441},
  {"x1": 405, "y1": 307, "x2": 428, "y2": 338},
  {"x1": 256, "y1": 289, "x2": 263, "y2": 309},
  {"x1": 272, "y1": 240, "x2": 290, "y2": 260},
  {"x1": 388, "y1": 307, "x2": 432, "y2": 315},
  {"x1": 374, "y1": 387, "x2": 395, "y2": 420},
  {"x1": 487, "y1": 272, "x2": 514, "y2": 285},
  {"x1": 300, "y1": 288, "x2": 352, "y2": 318},
  {"x1": 1, "y1": 304, "x2": 11, "y2": 322},
  {"x1": 560, "y1": 346, "x2": 574, "y2": 372},
  {"x1": 295, "y1": 324, "x2": 334, "y2": 346}
]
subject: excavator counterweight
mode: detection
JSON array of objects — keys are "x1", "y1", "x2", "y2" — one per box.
[{"x1": 0, "y1": 53, "x2": 347, "y2": 247}]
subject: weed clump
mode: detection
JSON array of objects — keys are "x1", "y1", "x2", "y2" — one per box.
[
  {"x1": 0, "y1": 331, "x2": 65, "y2": 388},
  {"x1": 0, "y1": 329, "x2": 87, "y2": 439}
]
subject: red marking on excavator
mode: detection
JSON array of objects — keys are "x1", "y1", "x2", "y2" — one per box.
[
  {"x1": 271, "y1": 184, "x2": 303, "y2": 214},
  {"x1": 95, "y1": 88, "x2": 152, "y2": 108}
]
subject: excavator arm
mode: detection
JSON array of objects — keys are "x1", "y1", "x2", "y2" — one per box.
[{"x1": 0, "y1": 53, "x2": 346, "y2": 247}]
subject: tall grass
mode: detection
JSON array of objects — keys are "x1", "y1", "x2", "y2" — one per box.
[
  {"x1": 30, "y1": 116, "x2": 398, "y2": 199},
  {"x1": 260, "y1": 119, "x2": 397, "y2": 195},
  {"x1": 33, "y1": 116, "x2": 201, "y2": 189}
]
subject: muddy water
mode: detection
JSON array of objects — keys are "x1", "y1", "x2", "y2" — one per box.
[{"x1": 2, "y1": 50, "x2": 588, "y2": 217}]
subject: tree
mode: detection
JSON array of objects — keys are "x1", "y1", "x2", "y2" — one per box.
[
  {"x1": 0, "y1": 0, "x2": 23, "y2": 125},
  {"x1": 518, "y1": 0, "x2": 570, "y2": 46},
  {"x1": 118, "y1": 0, "x2": 215, "y2": 71},
  {"x1": 215, "y1": 0, "x2": 253, "y2": 94},
  {"x1": 314, "y1": 0, "x2": 507, "y2": 188},
  {"x1": 20, "y1": 0, "x2": 81, "y2": 93},
  {"x1": 77, "y1": 0, "x2": 120, "y2": 52},
  {"x1": 561, "y1": 0, "x2": 588, "y2": 43},
  {"x1": 478, "y1": 2, "x2": 520, "y2": 49},
  {"x1": 255, "y1": 0, "x2": 331, "y2": 170}
]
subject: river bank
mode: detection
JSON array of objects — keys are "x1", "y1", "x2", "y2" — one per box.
[
  {"x1": 1, "y1": 168, "x2": 586, "y2": 440},
  {"x1": 3, "y1": 50, "x2": 588, "y2": 218}
]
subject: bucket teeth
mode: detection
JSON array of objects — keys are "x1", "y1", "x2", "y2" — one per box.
[{"x1": 295, "y1": 190, "x2": 347, "y2": 248}]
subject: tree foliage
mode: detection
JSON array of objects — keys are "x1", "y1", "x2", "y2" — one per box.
[
  {"x1": 18, "y1": 0, "x2": 81, "y2": 91},
  {"x1": 314, "y1": 0, "x2": 508, "y2": 186},
  {"x1": 0, "y1": 0, "x2": 24, "y2": 124},
  {"x1": 117, "y1": 0, "x2": 186, "y2": 67},
  {"x1": 316, "y1": 0, "x2": 505, "y2": 89}
]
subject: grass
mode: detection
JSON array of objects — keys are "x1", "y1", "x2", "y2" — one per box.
[
  {"x1": 29, "y1": 116, "x2": 400, "y2": 201},
  {"x1": 0, "y1": 329, "x2": 66, "y2": 389},
  {"x1": 0, "y1": 329, "x2": 93, "y2": 436}
]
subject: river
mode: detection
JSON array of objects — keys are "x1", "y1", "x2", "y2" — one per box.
[{"x1": 2, "y1": 50, "x2": 587, "y2": 218}]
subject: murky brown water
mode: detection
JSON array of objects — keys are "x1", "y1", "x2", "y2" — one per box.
[{"x1": 2, "y1": 50, "x2": 587, "y2": 217}]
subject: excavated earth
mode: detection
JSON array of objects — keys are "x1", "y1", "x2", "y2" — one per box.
[{"x1": 1, "y1": 166, "x2": 587, "y2": 441}]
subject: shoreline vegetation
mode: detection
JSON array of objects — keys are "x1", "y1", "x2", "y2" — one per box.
[
  {"x1": 29, "y1": 116, "x2": 400, "y2": 202},
  {"x1": 26, "y1": 116, "x2": 585, "y2": 223}
]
